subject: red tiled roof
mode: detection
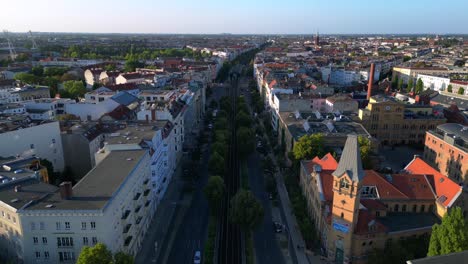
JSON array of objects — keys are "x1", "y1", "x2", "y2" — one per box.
[
  {"x1": 311, "y1": 153, "x2": 338, "y2": 171},
  {"x1": 319, "y1": 171, "x2": 335, "y2": 202},
  {"x1": 360, "y1": 199, "x2": 387, "y2": 211},
  {"x1": 355, "y1": 209, "x2": 387, "y2": 235},
  {"x1": 391, "y1": 174, "x2": 435, "y2": 200},
  {"x1": 361, "y1": 170, "x2": 409, "y2": 200},
  {"x1": 405, "y1": 157, "x2": 462, "y2": 207}
]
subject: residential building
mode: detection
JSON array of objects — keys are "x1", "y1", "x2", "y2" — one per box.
[
  {"x1": 424, "y1": 123, "x2": 468, "y2": 185},
  {"x1": 84, "y1": 68, "x2": 103, "y2": 88},
  {"x1": 392, "y1": 66, "x2": 448, "y2": 85},
  {"x1": 358, "y1": 95, "x2": 446, "y2": 145},
  {"x1": 325, "y1": 94, "x2": 358, "y2": 114},
  {"x1": 417, "y1": 74, "x2": 450, "y2": 92},
  {"x1": 0, "y1": 121, "x2": 65, "y2": 172}
]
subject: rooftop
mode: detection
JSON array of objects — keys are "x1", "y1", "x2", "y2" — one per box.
[
  {"x1": 377, "y1": 212, "x2": 440, "y2": 233},
  {"x1": 26, "y1": 150, "x2": 147, "y2": 211}
]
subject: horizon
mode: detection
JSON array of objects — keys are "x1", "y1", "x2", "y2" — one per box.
[{"x1": 2, "y1": 0, "x2": 467, "y2": 34}]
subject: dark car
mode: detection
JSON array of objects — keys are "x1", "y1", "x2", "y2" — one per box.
[{"x1": 273, "y1": 222, "x2": 282, "y2": 233}]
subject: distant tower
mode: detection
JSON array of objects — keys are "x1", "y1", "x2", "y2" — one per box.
[
  {"x1": 315, "y1": 30, "x2": 320, "y2": 46},
  {"x1": 29, "y1": 30, "x2": 38, "y2": 50}
]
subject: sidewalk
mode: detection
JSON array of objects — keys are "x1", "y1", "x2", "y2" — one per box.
[{"x1": 135, "y1": 166, "x2": 186, "y2": 264}]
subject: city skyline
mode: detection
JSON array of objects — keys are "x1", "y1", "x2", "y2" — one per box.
[{"x1": 2, "y1": 0, "x2": 468, "y2": 34}]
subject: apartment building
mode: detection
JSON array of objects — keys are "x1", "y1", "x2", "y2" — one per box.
[
  {"x1": 392, "y1": 66, "x2": 448, "y2": 84},
  {"x1": 299, "y1": 135, "x2": 462, "y2": 264},
  {"x1": 424, "y1": 123, "x2": 468, "y2": 185},
  {"x1": 358, "y1": 95, "x2": 446, "y2": 145},
  {"x1": 6, "y1": 149, "x2": 152, "y2": 263},
  {"x1": 0, "y1": 121, "x2": 65, "y2": 172}
]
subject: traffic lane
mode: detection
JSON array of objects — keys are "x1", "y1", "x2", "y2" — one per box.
[
  {"x1": 247, "y1": 153, "x2": 285, "y2": 264},
  {"x1": 166, "y1": 143, "x2": 211, "y2": 263}
]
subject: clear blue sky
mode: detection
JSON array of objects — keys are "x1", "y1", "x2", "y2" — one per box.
[{"x1": 2, "y1": 0, "x2": 467, "y2": 34}]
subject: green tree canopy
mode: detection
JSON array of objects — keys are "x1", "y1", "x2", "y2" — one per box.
[
  {"x1": 229, "y1": 189, "x2": 264, "y2": 232},
  {"x1": 211, "y1": 141, "x2": 227, "y2": 156},
  {"x1": 113, "y1": 251, "x2": 134, "y2": 264},
  {"x1": 14, "y1": 72, "x2": 40, "y2": 84},
  {"x1": 236, "y1": 110, "x2": 252, "y2": 128},
  {"x1": 214, "y1": 117, "x2": 228, "y2": 130},
  {"x1": 397, "y1": 78, "x2": 404, "y2": 91},
  {"x1": 392, "y1": 75, "x2": 399, "y2": 89},
  {"x1": 407, "y1": 78, "x2": 414, "y2": 92},
  {"x1": 204, "y1": 176, "x2": 225, "y2": 216},
  {"x1": 236, "y1": 127, "x2": 255, "y2": 159},
  {"x1": 292, "y1": 133, "x2": 325, "y2": 161},
  {"x1": 457, "y1": 87, "x2": 465, "y2": 95},
  {"x1": 447, "y1": 84, "x2": 453, "y2": 93},
  {"x1": 208, "y1": 151, "x2": 225, "y2": 175},
  {"x1": 62, "y1": 80, "x2": 86, "y2": 98},
  {"x1": 31, "y1": 65, "x2": 44, "y2": 77},
  {"x1": 415, "y1": 78, "x2": 424, "y2": 94},
  {"x1": 77, "y1": 243, "x2": 113, "y2": 264},
  {"x1": 358, "y1": 136, "x2": 372, "y2": 169},
  {"x1": 428, "y1": 207, "x2": 468, "y2": 256}
]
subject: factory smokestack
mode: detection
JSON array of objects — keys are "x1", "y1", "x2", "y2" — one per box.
[{"x1": 367, "y1": 63, "x2": 375, "y2": 100}]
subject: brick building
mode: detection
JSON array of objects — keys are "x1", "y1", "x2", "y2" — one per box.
[
  {"x1": 424, "y1": 123, "x2": 468, "y2": 185},
  {"x1": 299, "y1": 135, "x2": 462, "y2": 263}
]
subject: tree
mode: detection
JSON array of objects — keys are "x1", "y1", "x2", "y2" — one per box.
[
  {"x1": 31, "y1": 65, "x2": 44, "y2": 77},
  {"x1": 62, "y1": 80, "x2": 86, "y2": 98},
  {"x1": 14, "y1": 72, "x2": 40, "y2": 84},
  {"x1": 77, "y1": 243, "x2": 113, "y2": 264},
  {"x1": 113, "y1": 252, "x2": 134, "y2": 264},
  {"x1": 415, "y1": 78, "x2": 424, "y2": 94},
  {"x1": 392, "y1": 76, "x2": 398, "y2": 89},
  {"x1": 457, "y1": 87, "x2": 465, "y2": 95},
  {"x1": 407, "y1": 78, "x2": 414, "y2": 93},
  {"x1": 397, "y1": 78, "x2": 403, "y2": 91},
  {"x1": 237, "y1": 127, "x2": 255, "y2": 159},
  {"x1": 236, "y1": 110, "x2": 252, "y2": 128},
  {"x1": 229, "y1": 189, "x2": 264, "y2": 231},
  {"x1": 428, "y1": 207, "x2": 468, "y2": 256},
  {"x1": 60, "y1": 72, "x2": 79, "y2": 82},
  {"x1": 208, "y1": 152, "x2": 225, "y2": 175},
  {"x1": 204, "y1": 176, "x2": 225, "y2": 216},
  {"x1": 292, "y1": 134, "x2": 325, "y2": 161},
  {"x1": 447, "y1": 84, "x2": 453, "y2": 93},
  {"x1": 358, "y1": 136, "x2": 372, "y2": 169},
  {"x1": 403, "y1": 55, "x2": 412, "y2": 62},
  {"x1": 211, "y1": 141, "x2": 227, "y2": 156}
]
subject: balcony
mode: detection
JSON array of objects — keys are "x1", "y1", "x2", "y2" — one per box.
[
  {"x1": 123, "y1": 224, "x2": 132, "y2": 234},
  {"x1": 143, "y1": 178, "x2": 149, "y2": 185},
  {"x1": 136, "y1": 216, "x2": 143, "y2": 225},
  {"x1": 124, "y1": 236, "x2": 133, "y2": 247},
  {"x1": 143, "y1": 189, "x2": 151, "y2": 197},
  {"x1": 121, "y1": 210, "x2": 131, "y2": 220},
  {"x1": 145, "y1": 200, "x2": 151, "y2": 207},
  {"x1": 135, "y1": 206, "x2": 141, "y2": 213},
  {"x1": 133, "y1": 193, "x2": 141, "y2": 201}
]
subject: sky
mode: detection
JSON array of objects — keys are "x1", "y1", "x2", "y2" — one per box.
[{"x1": 1, "y1": 0, "x2": 467, "y2": 34}]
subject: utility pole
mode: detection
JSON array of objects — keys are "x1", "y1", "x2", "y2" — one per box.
[{"x1": 3, "y1": 30, "x2": 17, "y2": 61}]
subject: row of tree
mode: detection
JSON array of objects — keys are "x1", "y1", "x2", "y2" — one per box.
[{"x1": 393, "y1": 76, "x2": 465, "y2": 95}]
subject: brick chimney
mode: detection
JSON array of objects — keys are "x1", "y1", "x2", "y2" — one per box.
[
  {"x1": 367, "y1": 63, "x2": 375, "y2": 100},
  {"x1": 59, "y1": 181, "x2": 73, "y2": 200},
  {"x1": 150, "y1": 104, "x2": 157, "y2": 121}
]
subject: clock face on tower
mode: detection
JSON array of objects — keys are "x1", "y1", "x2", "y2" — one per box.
[{"x1": 385, "y1": 106, "x2": 391, "y2": 111}]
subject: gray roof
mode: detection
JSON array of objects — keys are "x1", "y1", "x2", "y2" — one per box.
[
  {"x1": 378, "y1": 212, "x2": 440, "y2": 233},
  {"x1": 26, "y1": 149, "x2": 147, "y2": 211},
  {"x1": 437, "y1": 123, "x2": 468, "y2": 142},
  {"x1": 0, "y1": 179, "x2": 58, "y2": 210},
  {"x1": 332, "y1": 134, "x2": 365, "y2": 182},
  {"x1": 111, "y1": 91, "x2": 139, "y2": 106},
  {"x1": 407, "y1": 250, "x2": 468, "y2": 264}
]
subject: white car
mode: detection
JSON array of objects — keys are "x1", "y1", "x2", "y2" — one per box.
[{"x1": 194, "y1": 250, "x2": 201, "y2": 264}]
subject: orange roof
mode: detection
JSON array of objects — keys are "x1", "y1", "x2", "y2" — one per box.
[
  {"x1": 391, "y1": 174, "x2": 435, "y2": 200},
  {"x1": 311, "y1": 153, "x2": 338, "y2": 171},
  {"x1": 361, "y1": 170, "x2": 409, "y2": 200},
  {"x1": 405, "y1": 157, "x2": 462, "y2": 207}
]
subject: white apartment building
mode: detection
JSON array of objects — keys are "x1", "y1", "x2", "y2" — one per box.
[
  {"x1": 320, "y1": 66, "x2": 381, "y2": 86},
  {"x1": 0, "y1": 121, "x2": 65, "y2": 172},
  {"x1": 417, "y1": 74, "x2": 450, "y2": 91},
  {"x1": 17, "y1": 149, "x2": 152, "y2": 263}
]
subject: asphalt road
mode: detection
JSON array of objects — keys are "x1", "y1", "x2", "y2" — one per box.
[{"x1": 247, "y1": 152, "x2": 286, "y2": 264}]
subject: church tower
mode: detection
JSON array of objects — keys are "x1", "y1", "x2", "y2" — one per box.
[
  {"x1": 328, "y1": 134, "x2": 365, "y2": 264},
  {"x1": 315, "y1": 30, "x2": 320, "y2": 47}
]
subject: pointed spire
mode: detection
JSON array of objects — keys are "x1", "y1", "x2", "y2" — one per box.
[{"x1": 332, "y1": 134, "x2": 365, "y2": 182}]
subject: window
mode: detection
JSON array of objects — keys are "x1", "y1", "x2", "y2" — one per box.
[
  {"x1": 57, "y1": 237, "x2": 74, "y2": 247},
  {"x1": 81, "y1": 222, "x2": 86, "y2": 230},
  {"x1": 83, "y1": 237, "x2": 89, "y2": 245},
  {"x1": 340, "y1": 212, "x2": 344, "y2": 218},
  {"x1": 92, "y1": 237, "x2": 98, "y2": 245},
  {"x1": 402, "y1": 204, "x2": 407, "y2": 212},
  {"x1": 12, "y1": 217, "x2": 16, "y2": 223},
  {"x1": 376, "y1": 211, "x2": 381, "y2": 217},
  {"x1": 65, "y1": 222, "x2": 70, "y2": 229},
  {"x1": 420, "y1": 205, "x2": 425, "y2": 212},
  {"x1": 56, "y1": 222, "x2": 61, "y2": 230},
  {"x1": 59, "y1": 252, "x2": 75, "y2": 262},
  {"x1": 394, "y1": 204, "x2": 399, "y2": 212},
  {"x1": 33, "y1": 237, "x2": 39, "y2": 244},
  {"x1": 35, "y1": 251, "x2": 40, "y2": 259},
  {"x1": 340, "y1": 179, "x2": 350, "y2": 189},
  {"x1": 52, "y1": 138, "x2": 56, "y2": 143},
  {"x1": 44, "y1": 251, "x2": 49, "y2": 259},
  {"x1": 413, "y1": 204, "x2": 417, "y2": 212},
  {"x1": 30, "y1": 144, "x2": 35, "y2": 149},
  {"x1": 42, "y1": 237, "x2": 48, "y2": 244},
  {"x1": 31, "y1": 222, "x2": 36, "y2": 231},
  {"x1": 40, "y1": 222, "x2": 45, "y2": 230},
  {"x1": 90, "y1": 222, "x2": 96, "y2": 229}
]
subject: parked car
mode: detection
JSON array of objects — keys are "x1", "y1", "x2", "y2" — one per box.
[
  {"x1": 194, "y1": 250, "x2": 201, "y2": 264},
  {"x1": 273, "y1": 222, "x2": 282, "y2": 233}
]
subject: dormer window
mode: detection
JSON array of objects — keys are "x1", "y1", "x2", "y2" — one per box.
[{"x1": 340, "y1": 179, "x2": 350, "y2": 189}]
